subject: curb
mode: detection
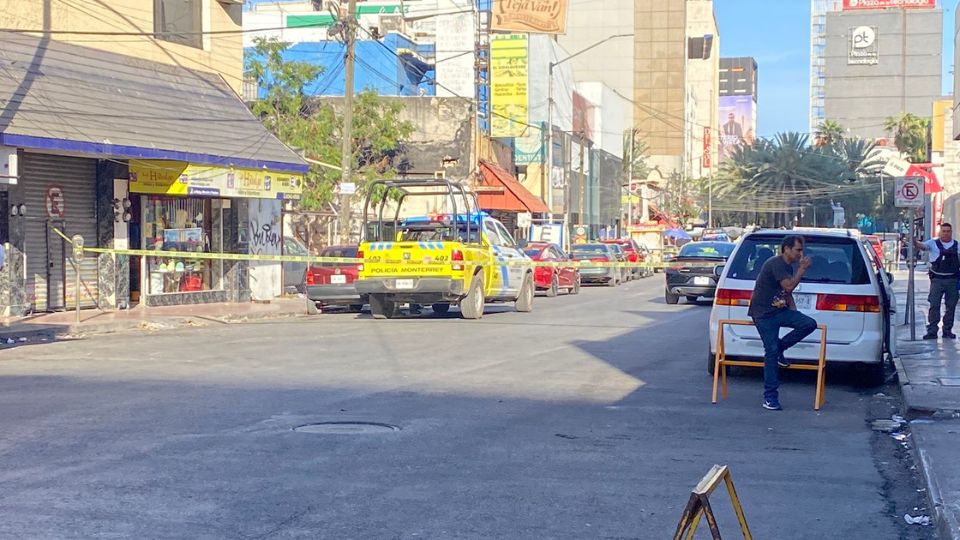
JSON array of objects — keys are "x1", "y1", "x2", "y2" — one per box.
[
  {"x1": 911, "y1": 426, "x2": 960, "y2": 540},
  {"x1": 0, "y1": 309, "x2": 310, "y2": 342},
  {"x1": 896, "y1": 340, "x2": 960, "y2": 539}
]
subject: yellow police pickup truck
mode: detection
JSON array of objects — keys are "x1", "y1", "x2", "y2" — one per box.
[{"x1": 355, "y1": 179, "x2": 535, "y2": 319}]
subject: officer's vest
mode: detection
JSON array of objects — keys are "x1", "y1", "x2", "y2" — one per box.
[{"x1": 930, "y1": 240, "x2": 960, "y2": 279}]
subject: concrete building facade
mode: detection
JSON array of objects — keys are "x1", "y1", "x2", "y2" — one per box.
[
  {"x1": 823, "y1": 6, "x2": 942, "y2": 140},
  {"x1": 0, "y1": 0, "x2": 246, "y2": 94},
  {"x1": 685, "y1": 0, "x2": 720, "y2": 180},
  {"x1": 810, "y1": 0, "x2": 844, "y2": 132},
  {"x1": 0, "y1": 2, "x2": 309, "y2": 314},
  {"x1": 560, "y1": 0, "x2": 719, "y2": 185}
]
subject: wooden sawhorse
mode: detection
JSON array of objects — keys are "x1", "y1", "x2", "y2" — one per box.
[{"x1": 712, "y1": 319, "x2": 828, "y2": 410}]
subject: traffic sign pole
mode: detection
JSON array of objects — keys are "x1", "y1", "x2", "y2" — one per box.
[
  {"x1": 895, "y1": 176, "x2": 924, "y2": 341},
  {"x1": 907, "y1": 208, "x2": 916, "y2": 341}
]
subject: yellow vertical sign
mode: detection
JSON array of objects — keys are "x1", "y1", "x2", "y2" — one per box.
[
  {"x1": 491, "y1": 34, "x2": 528, "y2": 138},
  {"x1": 932, "y1": 99, "x2": 951, "y2": 153}
]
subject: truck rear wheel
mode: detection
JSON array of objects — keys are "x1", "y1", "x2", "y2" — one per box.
[
  {"x1": 515, "y1": 273, "x2": 534, "y2": 312},
  {"x1": 370, "y1": 294, "x2": 396, "y2": 319},
  {"x1": 460, "y1": 274, "x2": 485, "y2": 319}
]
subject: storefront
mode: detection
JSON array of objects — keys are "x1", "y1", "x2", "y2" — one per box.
[
  {"x1": 128, "y1": 160, "x2": 302, "y2": 306},
  {"x1": 16, "y1": 151, "x2": 100, "y2": 313},
  {"x1": 475, "y1": 160, "x2": 550, "y2": 239},
  {"x1": 0, "y1": 31, "x2": 309, "y2": 314}
]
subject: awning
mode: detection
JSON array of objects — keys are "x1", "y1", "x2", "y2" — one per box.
[
  {"x1": 907, "y1": 164, "x2": 943, "y2": 193},
  {"x1": 476, "y1": 160, "x2": 549, "y2": 213},
  {"x1": 0, "y1": 31, "x2": 308, "y2": 173}
]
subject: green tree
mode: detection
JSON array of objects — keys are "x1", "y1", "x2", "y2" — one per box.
[
  {"x1": 709, "y1": 132, "x2": 886, "y2": 228},
  {"x1": 622, "y1": 129, "x2": 650, "y2": 182},
  {"x1": 245, "y1": 37, "x2": 414, "y2": 210},
  {"x1": 815, "y1": 120, "x2": 846, "y2": 147},
  {"x1": 883, "y1": 112, "x2": 930, "y2": 163}
]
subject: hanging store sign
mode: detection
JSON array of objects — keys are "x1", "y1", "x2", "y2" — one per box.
[
  {"x1": 848, "y1": 26, "x2": 879, "y2": 65},
  {"x1": 435, "y1": 0, "x2": 476, "y2": 98},
  {"x1": 492, "y1": 0, "x2": 568, "y2": 35},
  {"x1": 128, "y1": 160, "x2": 303, "y2": 200},
  {"x1": 843, "y1": 0, "x2": 935, "y2": 10},
  {"x1": 490, "y1": 34, "x2": 529, "y2": 138},
  {"x1": 702, "y1": 127, "x2": 712, "y2": 169}
]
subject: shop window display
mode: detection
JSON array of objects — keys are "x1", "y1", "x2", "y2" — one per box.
[{"x1": 143, "y1": 197, "x2": 215, "y2": 294}]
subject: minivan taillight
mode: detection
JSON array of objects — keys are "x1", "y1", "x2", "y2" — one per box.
[
  {"x1": 715, "y1": 288, "x2": 752, "y2": 306},
  {"x1": 451, "y1": 249, "x2": 464, "y2": 271},
  {"x1": 356, "y1": 250, "x2": 364, "y2": 272},
  {"x1": 816, "y1": 294, "x2": 880, "y2": 313}
]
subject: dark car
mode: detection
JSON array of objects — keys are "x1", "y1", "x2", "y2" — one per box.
[
  {"x1": 571, "y1": 243, "x2": 620, "y2": 286},
  {"x1": 524, "y1": 242, "x2": 580, "y2": 296},
  {"x1": 283, "y1": 236, "x2": 310, "y2": 294},
  {"x1": 602, "y1": 238, "x2": 653, "y2": 279},
  {"x1": 303, "y1": 245, "x2": 366, "y2": 312},
  {"x1": 664, "y1": 241, "x2": 735, "y2": 304}
]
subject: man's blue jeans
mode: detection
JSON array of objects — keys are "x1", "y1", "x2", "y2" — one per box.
[{"x1": 753, "y1": 309, "x2": 818, "y2": 402}]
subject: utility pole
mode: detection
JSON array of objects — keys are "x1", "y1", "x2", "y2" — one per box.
[
  {"x1": 627, "y1": 130, "x2": 635, "y2": 232},
  {"x1": 547, "y1": 63, "x2": 556, "y2": 225},
  {"x1": 708, "y1": 170, "x2": 713, "y2": 228},
  {"x1": 338, "y1": 0, "x2": 358, "y2": 244},
  {"x1": 578, "y1": 132, "x2": 585, "y2": 226}
]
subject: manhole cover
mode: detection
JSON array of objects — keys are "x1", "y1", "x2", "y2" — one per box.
[
  {"x1": 939, "y1": 377, "x2": 960, "y2": 387},
  {"x1": 293, "y1": 422, "x2": 401, "y2": 434}
]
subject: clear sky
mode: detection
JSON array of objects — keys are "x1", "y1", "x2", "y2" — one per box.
[{"x1": 715, "y1": 0, "x2": 955, "y2": 138}]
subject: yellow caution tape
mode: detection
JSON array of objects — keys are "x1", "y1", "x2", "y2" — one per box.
[{"x1": 52, "y1": 229, "x2": 713, "y2": 270}]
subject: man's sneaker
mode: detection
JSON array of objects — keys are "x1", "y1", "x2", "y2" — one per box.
[
  {"x1": 777, "y1": 353, "x2": 791, "y2": 368},
  {"x1": 923, "y1": 332, "x2": 938, "y2": 340},
  {"x1": 944, "y1": 332, "x2": 957, "y2": 339},
  {"x1": 762, "y1": 399, "x2": 783, "y2": 411}
]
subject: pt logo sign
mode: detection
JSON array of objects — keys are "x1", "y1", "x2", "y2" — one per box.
[
  {"x1": 852, "y1": 26, "x2": 876, "y2": 48},
  {"x1": 895, "y1": 177, "x2": 924, "y2": 208}
]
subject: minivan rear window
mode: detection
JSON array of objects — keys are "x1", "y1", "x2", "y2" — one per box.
[{"x1": 727, "y1": 235, "x2": 871, "y2": 285}]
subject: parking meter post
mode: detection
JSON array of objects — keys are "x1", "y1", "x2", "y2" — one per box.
[
  {"x1": 71, "y1": 234, "x2": 84, "y2": 325},
  {"x1": 75, "y1": 261, "x2": 81, "y2": 324},
  {"x1": 907, "y1": 208, "x2": 916, "y2": 341}
]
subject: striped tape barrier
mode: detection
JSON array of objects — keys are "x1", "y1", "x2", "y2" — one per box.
[{"x1": 52, "y1": 229, "x2": 712, "y2": 271}]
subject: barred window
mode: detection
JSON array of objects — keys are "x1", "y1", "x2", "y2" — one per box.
[{"x1": 155, "y1": 0, "x2": 202, "y2": 49}]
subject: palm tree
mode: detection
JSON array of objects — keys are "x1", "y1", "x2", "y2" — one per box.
[
  {"x1": 710, "y1": 133, "x2": 835, "y2": 226},
  {"x1": 710, "y1": 133, "x2": 885, "y2": 227},
  {"x1": 883, "y1": 112, "x2": 930, "y2": 162},
  {"x1": 822, "y1": 137, "x2": 883, "y2": 182},
  {"x1": 816, "y1": 120, "x2": 846, "y2": 147}
]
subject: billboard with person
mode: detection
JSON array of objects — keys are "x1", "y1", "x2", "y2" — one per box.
[{"x1": 719, "y1": 95, "x2": 756, "y2": 161}]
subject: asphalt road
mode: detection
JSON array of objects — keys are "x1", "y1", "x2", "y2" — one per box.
[{"x1": 0, "y1": 277, "x2": 931, "y2": 539}]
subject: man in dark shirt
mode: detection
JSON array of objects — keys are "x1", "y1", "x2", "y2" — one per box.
[{"x1": 748, "y1": 235, "x2": 818, "y2": 410}]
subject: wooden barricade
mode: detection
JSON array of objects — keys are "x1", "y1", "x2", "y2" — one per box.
[
  {"x1": 673, "y1": 464, "x2": 752, "y2": 540},
  {"x1": 712, "y1": 319, "x2": 828, "y2": 410}
]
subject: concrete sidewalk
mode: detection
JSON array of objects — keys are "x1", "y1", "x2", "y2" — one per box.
[
  {"x1": 893, "y1": 265, "x2": 960, "y2": 540},
  {"x1": 0, "y1": 297, "x2": 311, "y2": 343}
]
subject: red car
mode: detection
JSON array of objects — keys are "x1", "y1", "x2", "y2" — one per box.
[
  {"x1": 302, "y1": 245, "x2": 366, "y2": 312},
  {"x1": 865, "y1": 235, "x2": 884, "y2": 262},
  {"x1": 523, "y1": 242, "x2": 580, "y2": 296},
  {"x1": 601, "y1": 238, "x2": 652, "y2": 279}
]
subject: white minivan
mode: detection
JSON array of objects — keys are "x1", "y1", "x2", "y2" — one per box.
[{"x1": 708, "y1": 228, "x2": 898, "y2": 385}]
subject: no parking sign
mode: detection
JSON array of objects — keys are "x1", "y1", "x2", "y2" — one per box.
[{"x1": 895, "y1": 176, "x2": 924, "y2": 208}]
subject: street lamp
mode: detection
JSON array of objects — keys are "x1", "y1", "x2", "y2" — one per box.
[{"x1": 546, "y1": 33, "x2": 632, "y2": 250}]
